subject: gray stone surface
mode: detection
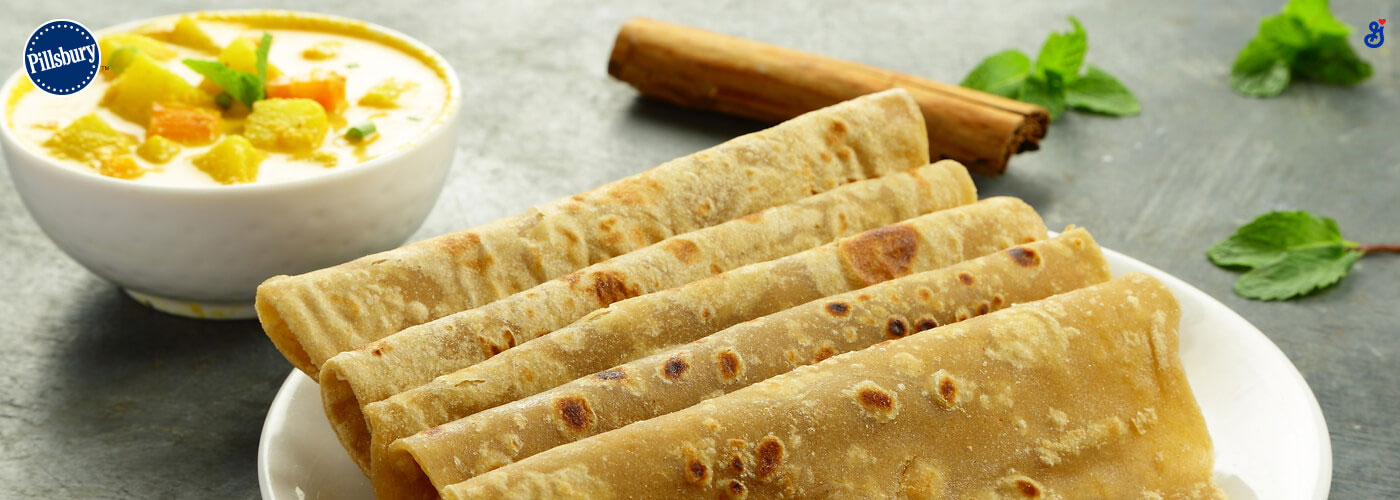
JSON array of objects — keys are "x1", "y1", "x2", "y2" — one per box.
[{"x1": 0, "y1": 1, "x2": 1396, "y2": 498}]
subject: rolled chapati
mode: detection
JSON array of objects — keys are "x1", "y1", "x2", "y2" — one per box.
[
  {"x1": 445, "y1": 274, "x2": 1224, "y2": 499},
  {"x1": 256, "y1": 88, "x2": 930, "y2": 378},
  {"x1": 395, "y1": 229, "x2": 1111, "y2": 495},
  {"x1": 365, "y1": 197, "x2": 1048, "y2": 499},
  {"x1": 322, "y1": 161, "x2": 977, "y2": 472}
]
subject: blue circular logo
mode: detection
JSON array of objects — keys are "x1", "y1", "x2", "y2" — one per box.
[{"x1": 24, "y1": 19, "x2": 100, "y2": 96}]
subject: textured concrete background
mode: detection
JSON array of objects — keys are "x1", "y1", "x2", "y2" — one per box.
[{"x1": 0, "y1": 1, "x2": 1396, "y2": 498}]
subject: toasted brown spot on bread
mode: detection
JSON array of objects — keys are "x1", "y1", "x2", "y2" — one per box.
[
  {"x1": 366, "y1": 341, "x2": 390, "y2": 357},
  {"x1": 814, "y1": 346, "x2": 837, "y2": 362},
  {"x1": 992, "y1": 294, "x2": 1005, "y2": 307},
  {"x1": 710, "y1": 263, "x2": 724, "y2": 275},
  {"x1": 755, "y1": 436, "x2": 784, "y2": 480},
  {"x1": 590, "y1": 271, "x2": 640, "y2": 306},
  {"x1": 839, "y1": 225, "x2": 919, "y2": 285},
  {"x1": 932, "y1": 370, "x2": 959, "y2": 408},
  {"x1": 825, "y1": 301, "x2": 850, "y2": 317},
  {"x1": 859, "y1": 387, "x2": 895, "y2": 411},
  {"x1": 730, "y1": 454, "x2": 745, "y2": 473},
  {"x1": 1006, "y1": 246, "x2": 1040, "y2": 267},
  {"x1": 915, "y1": 316, "x2": 939, "y2": 331},
  {"x1": 1016, "y1": 478, "x2": 1043, "y2": 497},
  {"x1": 887, "y1": 317, "x2": 909, "y2": 338},
  {"x1": 554, "y1": 396, "x2": 594, "y2": 431},
  {"x1": 726, "y1": 480, "x2": 748, "y2": 498},
  {"x1": 977, "y1": 302, "x2": 991, "y2": 316},
  {"x1": 664, "y1": 355, "x2": 689, "y2": 379},
  {"x1": 740, "y1": 211, "x2": 764, "y2": 223},
  {"x1": 716, "y1": 350, "x2": 742, "y2": 380},
  {"x1": 421, "y1": 426, "x2": 443, "y2": 436},
  {"x1": 917, "y1": 288, "x2": 932, "y2": 301},
  {"x1": 598, "y1": 216, "x2": 617, "y2": 232},
  {"x1": 857, "y1": 293, "x2": 872, "y2": 302},
  {"x1": 662, "y1": 238, "x2": 700, "y2": 264},
  {"x1": 957, "y1": 272, "x2": 975, "y2": 285},
  {"x1": 685, "y1": 458, "x2": 710, "y2": 484},
  {"x1": 594, "y1": 368, "x2": 626, "y2": 380}
]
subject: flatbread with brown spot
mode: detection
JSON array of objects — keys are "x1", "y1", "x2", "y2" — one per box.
[
  {"x1": 365, "y1": 197, "x2": 1047, "y2": 499},
  {"x1": 256, "y1": 88, "x2": 930, "y2": 378},
  {"x1": 320, "y1": 161, "x2": 976, "y2": 472},
  {"x1": 444, "y1": 274, "x2": 1223, "y2": 499},
  {"x1": 394, "y1": 229, "x2": 1111, "y2": 494}
]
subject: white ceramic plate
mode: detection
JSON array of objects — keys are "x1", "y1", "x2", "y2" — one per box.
[{"x1": 258, "y1": 245, "x2": 1333, "y2": 500}]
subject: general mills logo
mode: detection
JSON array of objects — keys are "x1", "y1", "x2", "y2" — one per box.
[
  {"x1": 1364, "y1": 18, "x2": 1385, "y2": 48},
  {"x1": 23, "y1": 19, "x2": 100, "y2": 95}
]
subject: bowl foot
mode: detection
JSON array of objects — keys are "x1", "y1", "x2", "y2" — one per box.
[{"x1": 124, "y1": 289, "x2": 257, "y2": 320}]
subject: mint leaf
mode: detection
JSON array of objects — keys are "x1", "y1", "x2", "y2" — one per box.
[
  {"x1": 960, "y1": 16, "x2": 1135, "y2": 120},
  {"x1": 1035, "y1": 17, "x2": 1087, "y2": 81},
  {"x1": 181, "y1": 33, "x2": 273, "y2": 109},
  {"x1": 1234, "y1": 245, "x2": 1361, "y2": 300},
  {"x1": 1208, "y1": 211, "x2": 1349, "y2": 268},
  {"x1": 1294, "y1": 35, "x2": 1372, "y2": 85},
  {"x1": 1258, "y1": 14, "x2": 1312, "y2": 54},
  {"x1": 255, "y1": 32, "x2": 271, "y2": 89},
  {"x1": 183, "y1": 59, "x2": 262, "y2": 108},
  {"x1": 1230, "y1": 58, "x2": 1291, "y2": 97},
  {"x1": 1205, "y1": 210, "x2": 1385, "y2": 300},
  {"x1": 1282, "y1": 0, "x2": 1351, "y2": 37},
  {"x1": 1019, "y1": 71, "x2": 1066, "y2": 119},
  {"x1": 1065, "y1": 65, "x2": 1140, "y2": 116},
  {"x1": 960, "y1": 49, "x2": 1032, "y2": 99},
  {"x1": 1229, "y1": 0, "x2": 1370, "y2": 97}
]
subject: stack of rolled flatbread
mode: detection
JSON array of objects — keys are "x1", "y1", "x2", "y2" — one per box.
[{"x1": 257, "y1": 89, "x2": 1226, "y2": 499}]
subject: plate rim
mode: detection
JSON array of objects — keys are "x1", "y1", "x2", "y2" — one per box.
[{"x1": 257, "y1": 244, "x2": 1334, "y2": 499}]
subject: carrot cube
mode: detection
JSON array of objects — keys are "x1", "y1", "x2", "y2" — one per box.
[
  {"x1": 267, "y1": 71, "x2": 347, "y2": 114},
  {"x1": 148, "y1": 103, "x2": 221, "y2": 144}
]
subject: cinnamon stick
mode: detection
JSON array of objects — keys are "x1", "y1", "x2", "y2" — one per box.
[{"x1": 608, "y1": 18, "x2": 1049, "y2": 176}]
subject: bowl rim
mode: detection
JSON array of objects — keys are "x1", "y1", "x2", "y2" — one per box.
[{"x1": 0, "y1": 9, "x2": 462, "y2": 196}]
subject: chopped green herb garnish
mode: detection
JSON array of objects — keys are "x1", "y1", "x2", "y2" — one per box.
[
  {"x1": 182, "y1": 33, "x2": 273, "y2": 108},
  {"x1": 1207, "y1": 211, "x2": 1398, "y2": 300},
  {"x1": 107, "y1": 47, "x2": 140, "y2": 74},
  {"x1": 406, "y1": 115, "x2": 422, "y2": 122},
  {"x1": 961, "y1": 17, "x2": 1139, "y2": 120},
  {"x1": 345, "y1": 121, "x2": 377, "y2": 141},
  {"x1": 1230, "y1": 0, "x2": 1372, "y2": 97},
  {"x1": 346, "y1": 62, "x2": 360, "y2": 69}
]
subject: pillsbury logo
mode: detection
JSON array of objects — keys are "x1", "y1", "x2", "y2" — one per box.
[{"x1": 23, "y1": 20, "x2": 100, "y2": 95}]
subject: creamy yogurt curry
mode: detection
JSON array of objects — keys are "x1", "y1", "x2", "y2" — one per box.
[{"x1": 6, "y1": 12, "x2": 451, "y2": 186}]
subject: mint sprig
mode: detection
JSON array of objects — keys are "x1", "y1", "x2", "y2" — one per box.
[
  {"x1": 182, "y1": 33, "x2": 273, "y2": 109},
  {"x1": 1208, "y1": 211, "x2": 1398, "y2": 300},
  {"x1": 961, "y1": 17, "x2": 1139, "y2": 120},
  {"x1": 1230, "y1": 0, "x2": 1372, "y2": 97}
]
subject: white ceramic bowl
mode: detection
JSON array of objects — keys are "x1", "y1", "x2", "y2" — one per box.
[{"x1": 0, "y1": 11, "x2": 461, "y2": 319}]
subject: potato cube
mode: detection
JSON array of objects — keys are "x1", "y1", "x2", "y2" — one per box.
[
  {"x1": 165, "y1": 16, "x2": 220, "y2": 53},
  {"x1": 98, "y1": 155, "x2": 146, "y2": 180},
  {"x1": 198, "y1": 37, "x2": 282, "y2": 94},
  {"x1": 192, "y1": 136, "x2": 265, "y2": 184},
  {"x1": 99, "y1": 33, "x2": 177, "y2": 75},
  {"x1": 102, "y1": 53, "x2": 211, "y2": 125},
  {"x1": 358, "y1": 78, "x2": 418, "y2": 108},
  {"x1": 148, "y1": 103, "x2": 221, "y2": 144},
  {"x1": 244, "y1": 98, "x2": 329, "y2": 152},
  {"x1": 136, "y1": 135, "x2": 181, "y2": 164},
  {"x1": 43, "y1": 114, "x2": 135, "y2": 166},
  {"x1": 267, "y1": 71, "x2": 347, "y2": 114}
]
